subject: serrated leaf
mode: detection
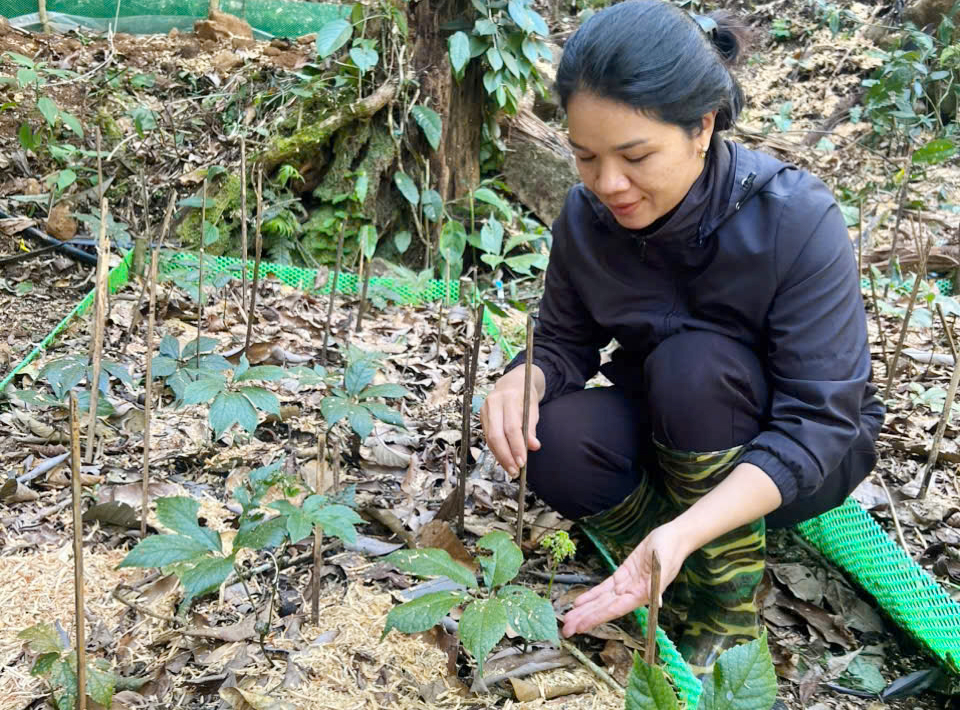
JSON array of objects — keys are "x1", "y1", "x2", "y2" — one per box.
[
  {"x1": 86, "y1": 662, "x2": 116, "y2": 707},
  {"x1": 321, "y1": 395, "x2": 351, "y2": 425},
  {"x1": 625, "y1": 652, "x2": 679, "y2": 710},
  {"x1": 50, "y1": 658, "x2": 77, "y2": 710},
  {"x1": 210, "y1": 391, "x2": 259, "y2": 436},
  {"x1": 234, "y1": 516, "x2": 288, "y2": 551},
  {"x1": 199, "y1": 354, "x2": 232, "y2": 372},
  {"x1": 182, "y1": 377, "x2": 225, "y2": 405},
  {"x1": 460, "y1": 598, "x2": 507, "y2": 677},
  {"x1": 344, "y1": 359, "x2": 376, "y2": 395},
  {"x1": 382, "y1": 591, "x2": 466, "y2": 639},
  {"x1": 387, "y1": 549, "x2": 478, "y2": 588},
  {"x1": 309, "y1": 504, "x2": 363, "y2": 544},
  {"x1": 394, "y1": 171, "x2": 420, "y2": 205},
  {"x1": 913, "y1": 138, "x2": 957, "y2": 165},
  {"x1": 75, "y1": 389, "x2": 115, "y2": 418},
  {"x1": 183, "y1": 336, "x2": 219, "y2": 359},
  {"x1": 159, "y1": 334, "x2": 180, "y2": 358},
  {"x1": 179, "y1": 554, "x2": 235, "y2": 603},
  {"x1": 240, "y1": 386, "x2": 280, "y2": 415},
  {"x1": 359, "y1": 383, "x2": 409, "y2": 399},
  {"x1": 31, "y1": 652, "x2": 60, "y2": 677},
  {"x1": 234, "y1": 364, "x2": 286, "y2": 382},
  {"x1": 18, "y1": 623, "x2": 65, "y2": 655},
  {"x1": 702, "y1": 633, "x2": 777, "y2": 710},
  {"x1": 476, "y1": 531, "x2": 522, "y2": 588},
  {"x1": 37, "y1": 97, "x2": 59, "y2": 127},
  {"x1": 347, "y1": 406, "x2": 374, "y2": 439},
  {"x1": 500, "y1": 585, "x2": 558, "y2": 641},
  {"x1": 202, "y1": 221, "x2": 219, "y2": 246},
  {"x1": 317, "y1": 19, "x2": 353, "y2": 58},
  {"x1": 284, "y1": 510, "x2": 313, "y2": 544},
  {"x1": 155, "y1": 497, "x2": 222, "y2": 553},
  {"x1": 363, "y1": 401, "x2": 405, "y2": 427},
  {"x1": 118, "y1": 534, "x2": 210, "y2": 568},
  {"x1": 449, "y1": 31, "x2": 471, "y2": 74}
]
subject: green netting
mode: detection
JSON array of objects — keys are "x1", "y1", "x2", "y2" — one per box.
[
  {"x1": 6, "y1": 0, "x2": 350, "y2": 38},
  {"x1": 0, "y1": 250, "x2": 132, "y2": 394},
  {"x1": 580, "y1": 526, "x2": 703, "y2": 708},
  {"x1": 797, "y1": 497, "x2": 960, "y2": 675}
]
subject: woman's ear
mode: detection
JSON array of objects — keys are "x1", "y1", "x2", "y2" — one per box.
[{"x1": 700, "y1": 110, "x2": 718, "y2": 140}]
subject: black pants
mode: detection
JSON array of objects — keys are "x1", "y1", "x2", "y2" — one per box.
[{"x1": 526, "y1": 331, "x2": 879, "y2": 529}]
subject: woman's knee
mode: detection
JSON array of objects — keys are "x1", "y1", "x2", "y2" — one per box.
[{"x1": 644, "y1": 331, "x2": 769, "y2": 451}]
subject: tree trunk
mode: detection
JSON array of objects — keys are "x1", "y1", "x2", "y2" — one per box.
[{"x1": 410, "y1": 0, "x2": 485, "y2": 202}]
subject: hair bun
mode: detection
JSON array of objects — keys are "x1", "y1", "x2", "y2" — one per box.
[{"x1": 705, "y1": 10, "x2": 749, "y2": 67}]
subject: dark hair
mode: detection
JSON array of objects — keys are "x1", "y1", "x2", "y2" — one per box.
[{"x1": 556, "y1": 0, "x2": 748, "y2": 134}]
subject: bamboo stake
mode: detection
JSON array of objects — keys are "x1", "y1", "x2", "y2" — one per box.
[
  {"x1": 96, "y1": 128, "x2": 104, "y2": 204},
  {"x1": 240, "y1": 136, "x2": 249, "y2": 313},
  {"x1": 69, "y1": 393, "x2": 87, "y2": 710},
  {"x1": 920, "y1": 306, "x2": 960, "y2": 499},
  {"x1": 38, "y1": 0, "x2": 51, "y2": 34},
  {"x1": 84, "y1": 195, "x2": 110, "y2": 463},
  {"x1": 868, "y1": 270, "x2": 889, "y2": 365},
  {"x1": 244, "y1": 168, "x2": 264, "y2": 355},
  {"x1": 196, "y1": 178, "x2": 207, "y2": 371},
  {"x1": 321, "y1": 223, "x2": 345, "y2": 364},
  {"x1": 133, "y1": 170, "x2": 148, "y2": 277},
  {"x1": 141, "y1": 195, "x2": 175, "y2": 539},
  {"x1": 644, "y1": 551, "x2": 661, "y2": 667},
  {"x1": 458, "y1": 304, "x2": 485, "y2": 536},
  {"x1": 356, "y1": 257, "x2": 371, "y2": 333},
  {"x1": 883, "y1": 233, "x2": 933, "y2": 400},
  {"x1": 312, "y1": 422, "x2": 323, "y2": 625},
  {"x1": 559, "y1": 639, "x2": 623, "y2": 694},
  {"x1": 885, "y1": 151, "x2": 914, "y2": 294},
  {"x1": 333, "y1": 436, "x2": 341, "y2": 491},
  {"x1": 515, "y1": 315, "x2": 535, "y2": 546}
]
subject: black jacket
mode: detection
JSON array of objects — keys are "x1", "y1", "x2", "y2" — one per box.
[{"x1": 509, "y1": 137, "x2": 884, "y2": 508}]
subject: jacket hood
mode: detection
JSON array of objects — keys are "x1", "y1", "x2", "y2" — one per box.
[{"x1": 583, "y1": 136, "x2": 793, "y2": 245}]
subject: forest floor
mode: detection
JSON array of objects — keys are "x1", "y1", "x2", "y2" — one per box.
[{"x1": 1, "y1": 1, "x2": 960, "y2": 709}]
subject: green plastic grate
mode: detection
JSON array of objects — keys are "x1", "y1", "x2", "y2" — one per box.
[
  {"x1": 797, "y1": 497, "x2": 960, "y2": 675},
  {"x1": 580, "y1": 526, "x2": 703, "y2": 708},
  {"x1": 6, "y1": 0, "x2": 350, "y2": 38}
]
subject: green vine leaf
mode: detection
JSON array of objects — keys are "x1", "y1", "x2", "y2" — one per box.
[
  {"x1": 449, "y1": 31, "x2": 471, "y2": 75},
  {"x1": 316, "y1": 19, "x2": 353, "y2": 58},
  {"x1": 624, "y1": 652, "x2": 679, "y2": 710},
  {"x1": 382, "y1": 591, "x2": 467, "y2": 639},
  {"x1": 394, "y1": 171, "x2": 420, "y2": 205},
  {"x1": 476, "y1": 531, "x2": 522, "y2": 589},
  {"x1": 460, "y1": 598, "x2": 507, "y2": 677},
  {"x1": 412, "y1": 105, "x2": 443, "y2": 151},
  {"x1": 386, "y1": 548, "x2": 478, "y2": 589},
  {"x1": 179, "y1": 554, "x2": 235, "y2": 603}
]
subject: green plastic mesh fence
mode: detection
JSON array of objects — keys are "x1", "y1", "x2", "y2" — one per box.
[
  {"x1": 580, "y1": 526, "x2": 703, "y2": 708},
  {"x1": 797, "y1": 498, "x2": 960, "y2": 675},
  {"x1": 6, "y1": 0, "x2": 349, "y2": 38}
]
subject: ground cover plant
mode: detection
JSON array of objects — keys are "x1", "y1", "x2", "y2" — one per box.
[{"x1": 2, "y1": 0, "x2": 960, "y2": 708}]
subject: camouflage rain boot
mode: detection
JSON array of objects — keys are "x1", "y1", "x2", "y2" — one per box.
[
  {"x1": 577, "y1": 472, "x2": 695, "y2": 627},
  {"x1": 656, "y1": 442, "x2": 765, "y2": 678}
]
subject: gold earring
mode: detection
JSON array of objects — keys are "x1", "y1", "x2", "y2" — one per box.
[{"x1": 699, "y1": 147, "x2": 708, "y2": 159}]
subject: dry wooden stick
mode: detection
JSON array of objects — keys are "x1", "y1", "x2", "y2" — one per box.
[
  {"x1": 644, "y1": 550, "x2": 661, "y2": 667},
  {"x1": 883, "y1": 233, "x2": 933, "y2": 400},
  {"x1": 196, "y1": 178, "x2": 208, "y2": 371},
  {"x1": 332, "y1": 436, "x2": 341, "y2": 491},
  {"x1": 133, "y1": 170, "x2": 149, "y2": 277},
  {"x1": 458, "y1": 304, "x2": 485, "y2": 536},
  {"x1": 244, "y1": 168, "x2": 264, "y2": 355},
  {"x1": 240, "y1": 136, "x2": 249, "y2": 314},
  {"x1": 868, "y1": 270, "x2": 889, "y2": 365},
  {"x1": 84, "y1": 195, "x2": 110, "y2": 463},
  {"x1": 69, "y1": 393, "x2": 87, "y2": 710},
  {"x1": 885, "y1": 151, "x2": 914, "y2": 293},
  {"x1": 141, "y1": 195, "x2": 174, "y2": 539},
  {"x1": 920, "y1": 306, "x2": 960, "y2": 499},
  {"x1": 96, "y1": 128, "x2": 104, "y2": 204},
  {"x1": 312, "y1": 422, "x2": 323, "y2": 625},
  {"x1": 356, "y1": 257, "x2": 372, "y2": 333},
  {"x1": 321, "y1": 223, "x2": 345, "y2": 364},
  {"x1": 515, "y1": 314, "x2": 535, "y2": 546},
  {"x1": 559, "y1": 639, "x2": 623, "y2": 694},
  {"x1": 38, "y1": 0, "x2": 52, "y2": 33},
  {"x1": 936, "y1": 303, "x2": 958, "y2": 361},
  {"x1": 875, "y1": 472, "x2": 909, "y2": 554}
]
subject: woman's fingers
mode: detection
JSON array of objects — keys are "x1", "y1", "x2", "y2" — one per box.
[
  {"x1": 481, "y1": 395, "x2": 516, "y2": 472},
  {"x1": 573, "y1": 574, "x2": 615, "y2": 607}
]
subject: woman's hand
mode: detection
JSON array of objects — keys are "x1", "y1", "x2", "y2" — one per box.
[
  {"x1": 480, "y1": 364, "x2": 546, "y2": 476},
  {"x1": 561, "y1": 523, "x2": 691, "y2": 637}
]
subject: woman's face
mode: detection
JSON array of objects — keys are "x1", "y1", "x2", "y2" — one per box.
[{"x1": 567, "y1": 92, "x2": 716, "y2": 230}]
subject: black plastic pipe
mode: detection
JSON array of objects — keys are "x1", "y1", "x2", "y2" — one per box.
[{"x1": 0, "y1": 208, "x2": 98, "y2": 265}]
